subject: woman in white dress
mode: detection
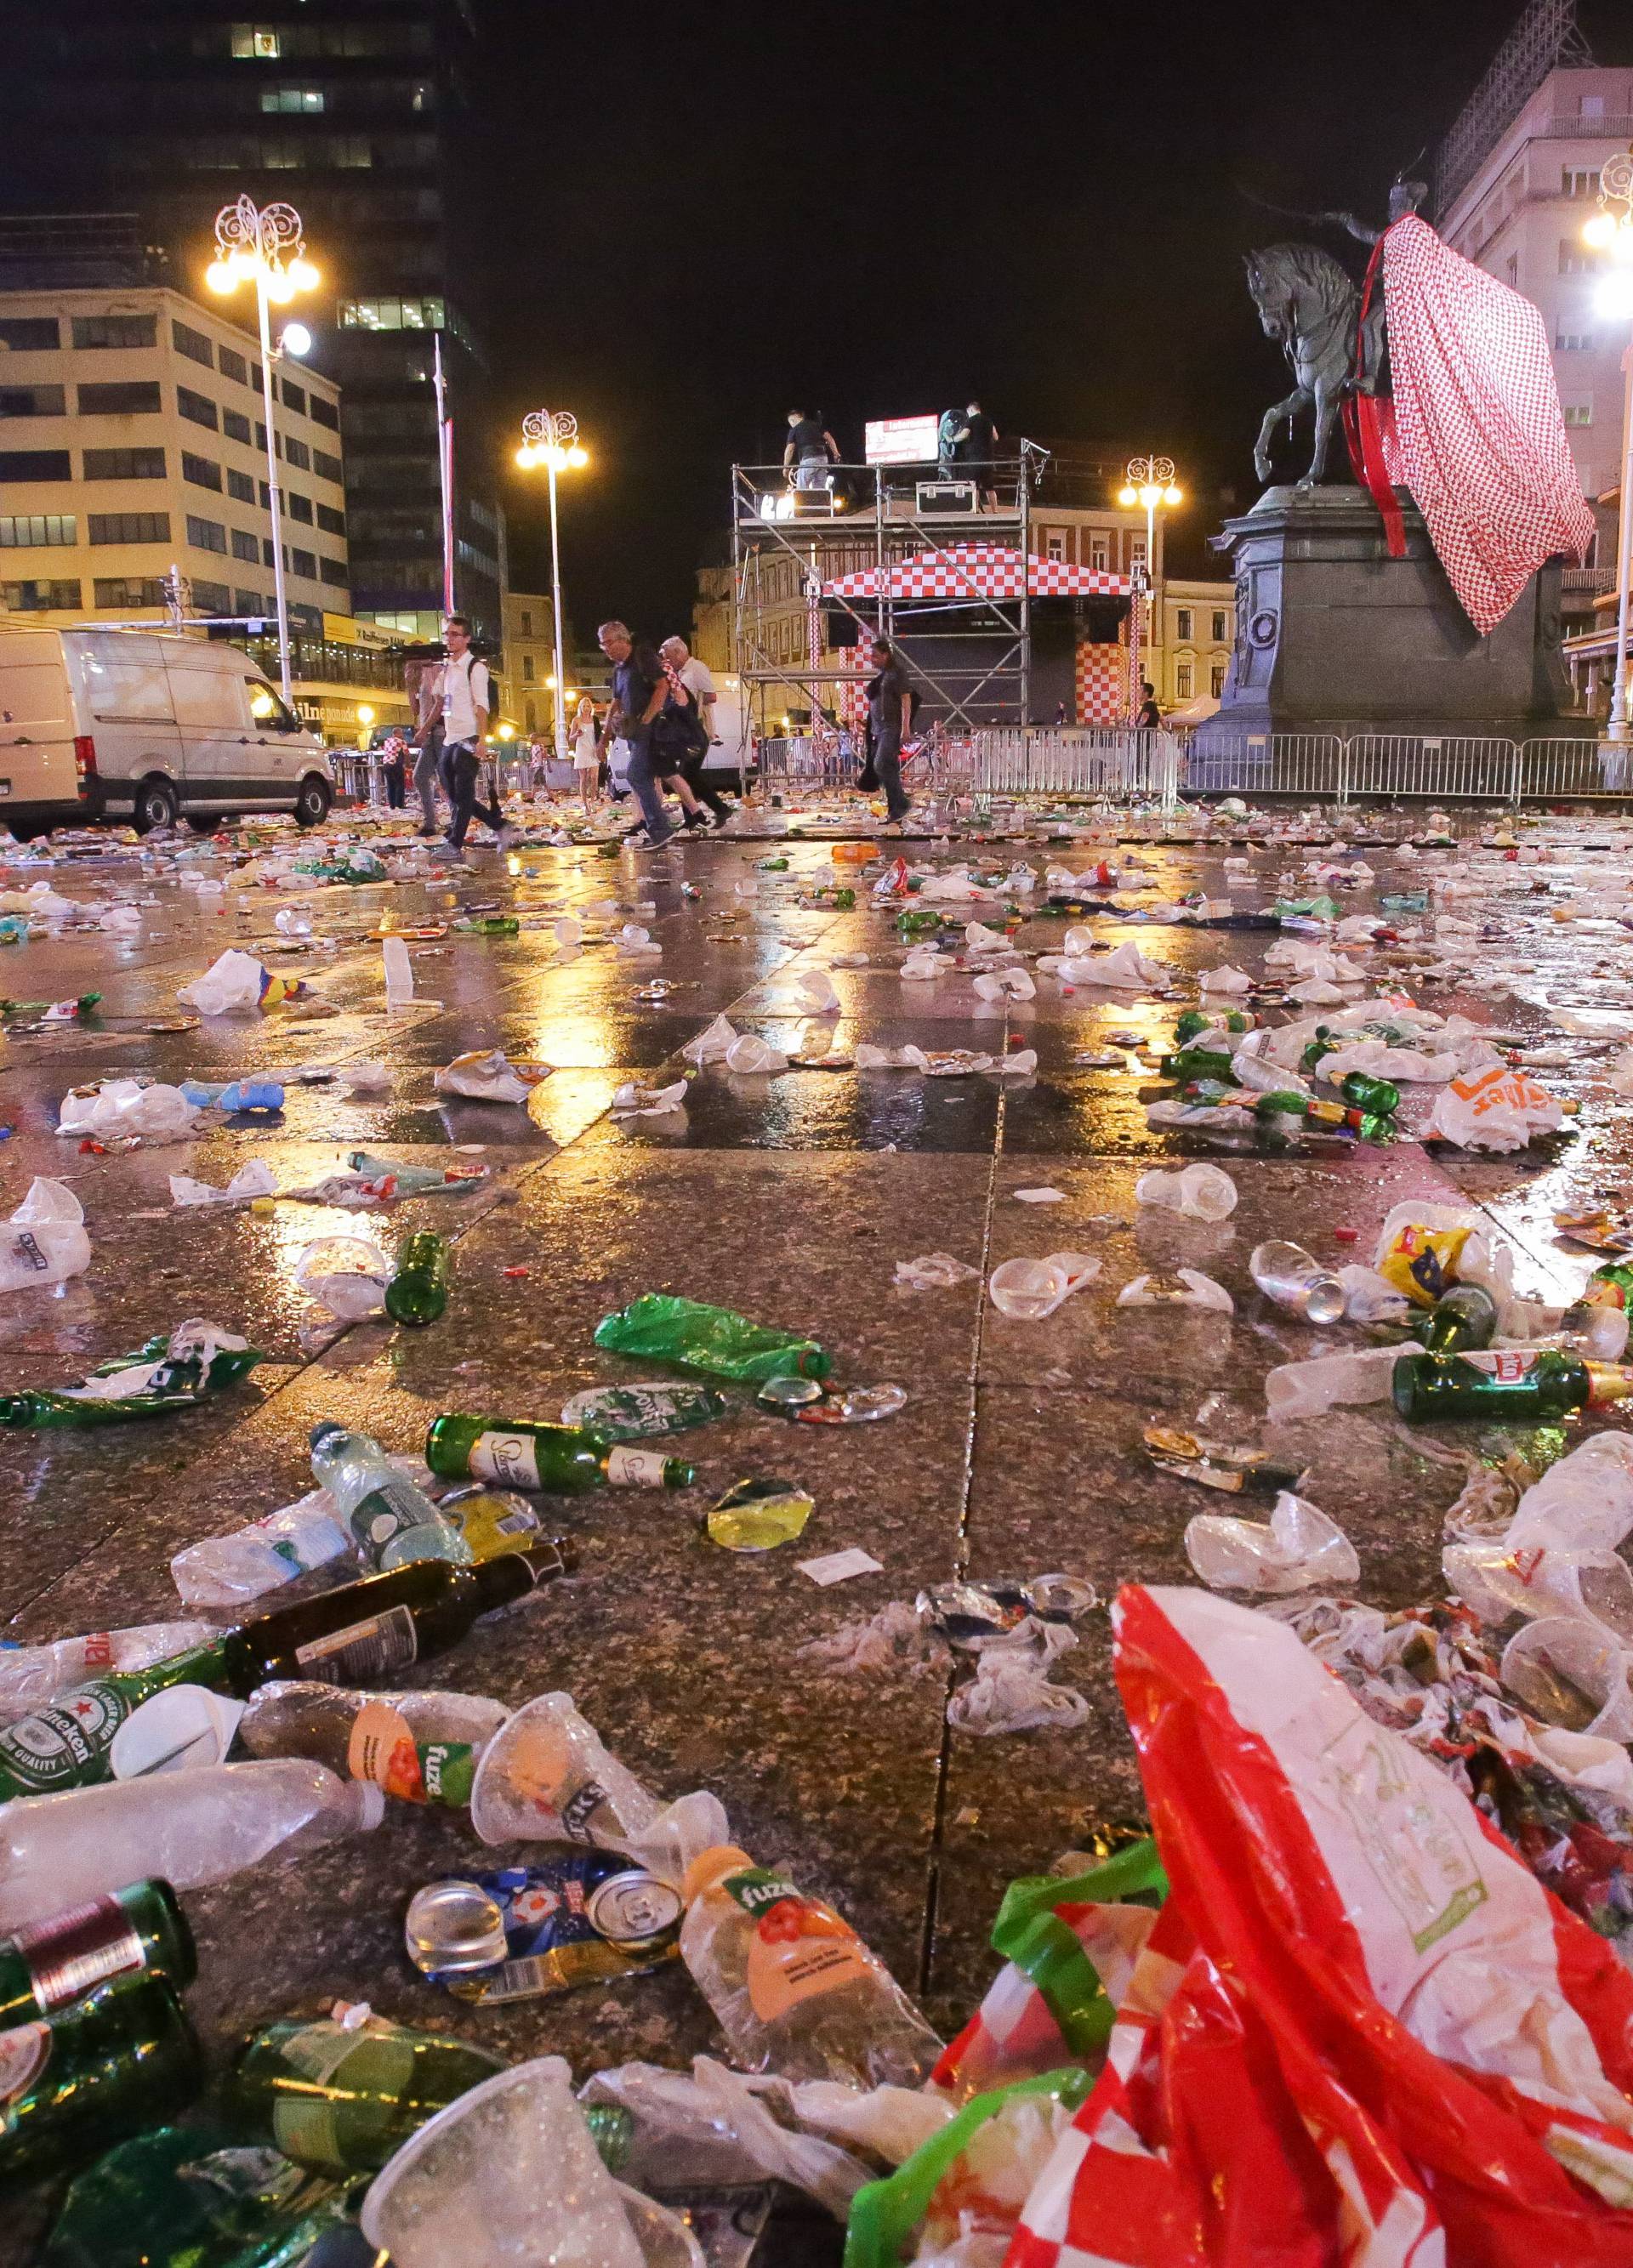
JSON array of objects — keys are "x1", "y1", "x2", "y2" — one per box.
[{"x1": 572, "y1": 696, "x2": 602, "y2": 815}]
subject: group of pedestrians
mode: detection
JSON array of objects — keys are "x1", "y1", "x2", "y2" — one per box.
[{"x1": 592, "y1": 622, "x2": 731, "y2": 850}]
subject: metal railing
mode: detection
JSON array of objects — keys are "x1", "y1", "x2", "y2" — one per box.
[{"x1": 970, "y1": 725, "x2": 1627, "y2": 804}]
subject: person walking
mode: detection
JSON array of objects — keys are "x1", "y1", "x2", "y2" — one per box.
[
  {"x1": 782, "y1": 409, "x2": 839, "y2": 493},
  {"x1": 421, "y1": 616, "x2": 513, "y2": 858},
  {"x1": 659, "y1": 635, "x2": 731, "y2": 827},
  {"x1": 595, "y1": 620, "x2": 674, "y2": 850},
  {"x1": 867, "y1": 637, "x2": 913, "y2": 829},
  {"x1": 654, "y1": 646, "x2": 729, "y2": 829},
  {"x1": 407, "y1": 658, "x2": 445, "y2": 837},
  {"x1": 571, "y1": 696, "x2": 602, "y2": 816}
]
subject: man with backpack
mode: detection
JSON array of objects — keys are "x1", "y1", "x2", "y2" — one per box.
[{"x1": 416, "y1": 616, "x2": 515, "y2": 858}]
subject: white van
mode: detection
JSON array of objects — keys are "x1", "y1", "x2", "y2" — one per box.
[{"x1": 0, "y1": 625, "x2": 334, "y2": 838}]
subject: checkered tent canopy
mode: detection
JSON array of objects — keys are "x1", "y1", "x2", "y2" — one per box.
[{"x1": 822, "y1": 545, "x2": 1132, "y2": 600}]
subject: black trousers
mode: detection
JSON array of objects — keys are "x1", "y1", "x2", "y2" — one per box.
[
  {"x1": 445, "y1": 741, "x2": 504, "y2": 848},
  {"x1": 680, "y1": 755, "x2": 730, "y2": 821}
]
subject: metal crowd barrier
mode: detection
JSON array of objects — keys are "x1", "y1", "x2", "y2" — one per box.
[{"x1": 972, "y1": 727, "x2": 1628, "y2": 806}]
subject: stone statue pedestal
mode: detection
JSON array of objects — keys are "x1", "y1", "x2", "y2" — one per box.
[{"x1": 1192, "y1": 483, "x2": 1587, "y2": 750}]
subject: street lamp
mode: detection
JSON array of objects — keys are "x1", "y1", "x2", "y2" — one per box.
[
  {"x1": 1586, "y1": 151, "x2": 1633, "y2": 746},
  {"x1": 1114, "y1": 455, "x2": 1183, "y2": 724},
  {"x1": 206, "y1": 196, "x2": 320, "y2": 708},
  {"x1": 515, "y1": 408, "x2": 589, "y2": 766}
]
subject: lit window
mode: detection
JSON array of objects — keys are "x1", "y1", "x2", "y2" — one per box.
[
  {"x1": 0, "y1": 514, "x2": 77, "y2": 548},
  {"x1": 231, "y1": 25, "x2": 282, "y2": 59},
  {"x1": 262, "y1": 86, "x2": 324, "y2": 112}
]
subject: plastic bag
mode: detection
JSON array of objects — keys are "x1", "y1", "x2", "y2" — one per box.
[
  {"x1": 1007, "y1": 1583, "x2": 1633, "y2": 2268},
  {"x1": 1198, "y1": 964, "x2": 1250, "y2": 993},
  {"x1": 170, "y1": 1162, "x2": 278, "y2": 1208},
  {"x1": 0, "y1": 1177, "x2": 91, "y2": 1294},
  {"x1": 1184, "y1": 1491, "x2": 1359, "y2": 1594},
  {"x1": 432, "y1": 1049, "x2": 551, "y2": 1103},
  {"x1": 175, "y1": 948, "x2": 275, "y2": 1015},
  {"x1": 611, "y1": 1078, "x2": 688, "y2": 1118},
  {"x1": 578, "y1": 2056, "x2": 874, "y2": 2220},
  {"x1": 901, "y1": 949, "x2": 942, "y2": 981},
  {"x1": 896, "y1": 1253, "x2": 982, "y2": 1291},
  {"x1": 58, "y1": 1080, "x2": 198, "y2": 1144},
  {"x1": 1060, "y1": 941, "x2": 1164, "y2": 988},
  {"x1": 1134, "y1": 1163, "x2": 1238, "y2": 1221},
  {"x1": 1426, "y1": 1061, "x2": 1564, "y2": 1152},
  {"x1": 931, "y1": 1840, "x2": 1166, "y2": 2102},
  {"x1": 946, "y1": 1620, "x2": 1090, "y2": 1736}
]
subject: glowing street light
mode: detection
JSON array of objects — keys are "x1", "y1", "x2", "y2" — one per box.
[
  {"x1": 1115, "y1": 455, "x2": 1182, "y2": 725},
  {"x1": 1587, "y1": 151, "x2": 1633, "y2": 745},
  {"x1": 207, "y1": 196, "x2": 320, "y2": 705},
  {"x1": 515, "y1": 407, "x2": 587, "y2": 765}
]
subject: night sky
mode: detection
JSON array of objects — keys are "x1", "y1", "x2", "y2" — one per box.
[{"x1": 482, "y1": 0, "x2": 1624, "y2": 641}]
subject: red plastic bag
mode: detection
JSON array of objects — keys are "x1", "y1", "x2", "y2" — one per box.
[{"x1": 1007, "y1": 1585, "x2": 1633, "y2": 2268}]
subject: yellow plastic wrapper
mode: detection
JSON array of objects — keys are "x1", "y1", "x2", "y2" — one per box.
[{"x1": 1377, "y1": 1222, "x2": 1471, "y2": 1309}]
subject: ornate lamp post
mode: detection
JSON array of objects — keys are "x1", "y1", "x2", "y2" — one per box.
[
  {"x1": 1586, "y1": 151, "x2": 1633, "y2": 746},
  {"x1": 515, "y1": 409, "x2": 589, "y2": 765},
  {"x1": 1116, "y1": 455, "x2": 1183, "y2": 725},
  {"x1": 205, "y1": 197, "x2": 320, "y2": 706}
]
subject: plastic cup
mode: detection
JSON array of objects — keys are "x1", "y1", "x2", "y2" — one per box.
[
  {"x1": 359, "y1": 2055, "x2": 654, "y2": 2267},
  {"x1": 1135, "y1": 1164, "x2": 1238, "y2": 1223},
  {"x1": 1249, "y1": 1240, "x2": 1347, "y2": 1326},
  {"x1": 988, "y1": 1257, "x2": 1071, "y2": 1321},
  {"x1": 1500, "y1": 1617, "x2": 1633, "y2": 1740},
  {"x1": 293, "y1": 1236, "x2": 390, "y2": 1320}
]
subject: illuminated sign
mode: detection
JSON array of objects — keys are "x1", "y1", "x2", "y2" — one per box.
[{"x1": 864, "y1": 414, "x2": 941, "y2": 467}]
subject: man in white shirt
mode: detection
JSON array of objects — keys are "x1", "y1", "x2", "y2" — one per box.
[{"x1": 417, "y1": 615, "x2": 513, "y2": 855}]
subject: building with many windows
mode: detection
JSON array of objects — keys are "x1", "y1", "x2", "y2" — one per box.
[
  {"x1": 495, "y1": 590, "x2": 572, "y2": 742},
  {"x1": 7, "y1": 1, "x2": 504, "y2": 642}
]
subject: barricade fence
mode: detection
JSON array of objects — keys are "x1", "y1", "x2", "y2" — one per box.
[{"x1": 970, "y1": 727, "x2": 1628, "y2": 805}]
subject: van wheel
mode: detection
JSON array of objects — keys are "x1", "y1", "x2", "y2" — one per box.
[
  {"x1": 132, "y1": 777, "x2": 179, "y2": 834},
  {"x1": 293, "y1": 776, "x2": 332, "y2": 827}
]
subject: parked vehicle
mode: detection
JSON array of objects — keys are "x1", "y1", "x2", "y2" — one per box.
[{"x1": 0, "y1": 626, "x2": 333, "y2": 838}]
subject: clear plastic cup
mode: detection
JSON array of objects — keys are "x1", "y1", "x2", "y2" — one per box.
[
  {"x1": 1135, "y1": 1163, "x2": 1238, "y2": 1222},
  {"x1": 1500, "y1": 1617, "x2": 1633, "y2": 1740},
  {"x1": 358, "y1": 2055, "x2": 667, "y2": 2267},
  {"x1": 293, "y1": 1236, "x2": 390, "y2": 1320},
  {"x1": 988, "y1": 1258, "x2": 1071, "y2": 1320}
]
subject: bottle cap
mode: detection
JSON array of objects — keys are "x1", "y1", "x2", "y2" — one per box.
[
  {"x1": 680, "y1": 1844, "x2": 754, "y2": 1907},
  {"x1": 309, "y1": 1419, "x2": 347, "y2": 1452}
]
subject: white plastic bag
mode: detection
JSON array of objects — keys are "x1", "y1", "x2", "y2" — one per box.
[
  {"x1": 0, "y1": 1178, "x2": 91, "y2": 1293},
  {"x1": 856, "y1": 1043, "x2": 930, "y2": 1071},
  {"x1": 1185, "y1": 1491, "x2": 1360, "y2": 1594},
  {"x1": 1199, "y1": 964, "x2": 1250, "y2": 994},
  {"x1": 176, "y1": 948, "x2": 269, "y2": 1015},
  {"x1": 901, "y1": 949, "x2": 942, "y2": 981},
  {"x1": 1425, "y1": 1061, "x2": 1563, "y2": 1151},
  {"x1": 169, "y1": 1162, "x2": 278, "y2": 1208},
  {"x1": 947, "y1": 1619, "x2": 1090, "y2": 1735},
  {"x1": 1062, "y1": 941, "x2": 1164, "y2": 987}
]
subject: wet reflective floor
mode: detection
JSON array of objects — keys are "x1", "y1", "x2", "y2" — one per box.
[{"x1": 2, "y1": 810, "x2": 1630, "y2": 2248}]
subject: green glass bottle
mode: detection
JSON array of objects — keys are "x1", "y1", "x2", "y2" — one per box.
[
  {"x1": 0, "y1": 1641, "x2": 238, "y2": 1801},
  {"x1": 1337, "y1": 1071, "x2": 1401, "y2": 1117},
  {"x1": 227, "y1": 2009, "x2": 505, "y2": 2174},
  {"x1": 424, "y1": 1413, "x2": 695, "y2": 1494},
  {"x1": 1414, "y1": 1283, "x2": 1498, "y2": 1356},
  {"x1": 0, "y1": 1975, "x2": 201, "y2": 2185},
  {"x1": 1586, "y1": 1262, "x2": 1633, "y2": 1312},
  {"x1": 1161, "y1": 1046, "x2": 1238, "y2": 1084},
  {"x1": 1299, "y1": 1030, "x2": 1337, "y2": 1072},
  {"x1": 455, "y1": 915, "x2": 520, "y2": 936},
  {"x1": 1392, "y1": 1347, "x2": 1633, "y2": 1424},
  {"x1": 1176, "y1": 1009, "x2": 1255, "y2": 1043},
  {"x1": 384, "y1": 1232, "x2": 448, "y2": 1327},
  {"x1": 43, "y1": 2126, "x2": 346, "y2": 2268},
  {"x1": 0, "y1": 1882, "x2": 195, "y2": 2028},
  {"x1": 593, "y1": 1293, "x2": 831, "y2": 1383}
]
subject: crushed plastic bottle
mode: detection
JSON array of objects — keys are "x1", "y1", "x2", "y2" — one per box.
[
  {"x1": 309, "y1": 1422, "x2": 471, "y2": 1570},
  {"x1": 0, "y1": 1622, "x2": 216, "y2": 1726},
  {"x1": 169, "y1": 1487, "x2": 351, "y2": 1607}
]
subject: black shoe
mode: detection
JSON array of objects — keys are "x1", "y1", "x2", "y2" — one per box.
[{"x1": 682, "y1": 811, "x2": 708, "y2": 832}]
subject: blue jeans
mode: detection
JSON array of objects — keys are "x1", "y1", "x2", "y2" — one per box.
[{"x1": 623, "y1": 734, "x2": 673, "y2": 841}]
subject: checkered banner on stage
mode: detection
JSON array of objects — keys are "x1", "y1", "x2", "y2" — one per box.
[
  {"x1": 823, "y1": 545, "x2": 1132, "y2": 601},
  {"x1": 1371, "y1": 214, "x2": 1596, "y2": 637}
]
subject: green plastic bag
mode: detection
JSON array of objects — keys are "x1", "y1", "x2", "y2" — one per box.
[
  {"x1": 593, "y1": 1293, "x2": 831, "y2": 1384},
  {"x1": 985, "y1": 1837, "x2": 1167, "y2": 2067}
]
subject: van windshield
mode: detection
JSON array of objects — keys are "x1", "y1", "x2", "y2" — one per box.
[{"x1": 248, "y1": 682, "x2": 300, "y2": 733}]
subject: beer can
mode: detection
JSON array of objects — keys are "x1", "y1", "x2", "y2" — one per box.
[{"x1": 584, "y1": 1869, "x2": 683, "y2": 1950}]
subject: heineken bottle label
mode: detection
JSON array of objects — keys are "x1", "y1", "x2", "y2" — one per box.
[
  {"x1": 345, "y1": 1701, "x2": 475, "y2": 1807},
  {"x1": 293, "y1": 1605, "x2": 418, "y2": 1685},
  {"x1": 0, "y1": 2021, "x2": 49, "y2": 2110},
  {"x1": 468, "y1": 1430, "x2": 542, "y2": 1490},
  {"x1": 605, "y1": 1447, "x2": 671, "y2": 1487},
  {"x1": 0, "y1": 1682, "x2": 128, "y2": 1793}
]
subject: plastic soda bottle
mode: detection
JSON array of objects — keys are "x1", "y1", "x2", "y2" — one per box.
[
  {"x1": 384, "y1": 1232, "x2": 448, "y2": 1327},
  {"x1": 678, "y1": 1845, "x2": 941, "y2": 2089},
  {"x1": 237, "y1": 1683, "x2": 508, "y2": 1808}
]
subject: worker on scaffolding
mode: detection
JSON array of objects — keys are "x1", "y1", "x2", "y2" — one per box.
[{"x1": 783, "y1": 409, "x2": 840, "y2": 493}]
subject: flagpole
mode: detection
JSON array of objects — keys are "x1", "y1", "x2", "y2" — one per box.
[{"x1": 433, "y1": 335, "x2": 455, "y2": 617}]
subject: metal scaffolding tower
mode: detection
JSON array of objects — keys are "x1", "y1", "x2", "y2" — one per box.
[
  {"x1": 1433, "y1": 0, "x2": 1595, "y2": 221},
  {"x1": 728, "y1": 447, "x2": 1049, "y2": 741}
]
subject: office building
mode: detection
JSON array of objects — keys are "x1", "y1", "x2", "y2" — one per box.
[{"x1": 7, "y1": 1, "x2": 504, "y2": 643}]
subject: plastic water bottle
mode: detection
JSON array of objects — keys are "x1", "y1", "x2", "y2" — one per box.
[
  {"x1": 0, "y1": 1760, "x2": 384, "y2": 1933},
  {"x1": 678, "y1": 1843, "x2": 941, "y2": 2088},
  {"x1": 382, "y1": 935, "x2": 414, "y2": 1006},
  {"x1": 0, "y1": 1621, "x2": 216, "y2": 1725},
  {"x1": 309, "y1": 1423, "x2": 470, "y2": 1571},
  {"x1": 169, "y1": 1487, "x2": 351, "y2": 1607}
]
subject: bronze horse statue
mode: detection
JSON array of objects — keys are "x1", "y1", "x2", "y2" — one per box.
[{"x1": 1244, "y1": 242, "x2": 1362, "y2": 489}]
